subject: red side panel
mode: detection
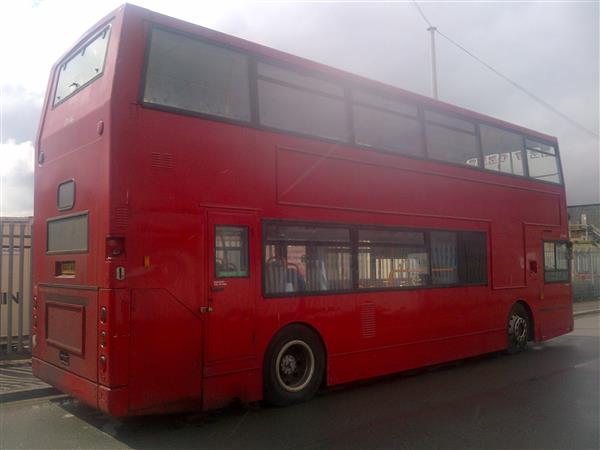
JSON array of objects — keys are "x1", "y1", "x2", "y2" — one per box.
[{"x1": 128, "y1": 289, "x2": 203, "y2": 414}]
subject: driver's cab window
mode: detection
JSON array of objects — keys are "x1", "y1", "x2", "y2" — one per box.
[{"x1": 215, "y1": 226, "x2": 249, "y2": 278}]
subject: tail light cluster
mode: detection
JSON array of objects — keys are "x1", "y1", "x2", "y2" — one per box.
[
  {"x1": 97, "y1": 290, "x2": 129, "y2": 387},
  {"x1": 99, "y1": 306, "x2": 108, "y2": 372},
  {"x1": 105, "y1": 236, "x2": 125, "y2": 259}
]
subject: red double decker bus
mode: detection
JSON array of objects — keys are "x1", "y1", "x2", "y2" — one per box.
[{"x1": 32, "y1": 4, "x2": 572, "y2": 416}]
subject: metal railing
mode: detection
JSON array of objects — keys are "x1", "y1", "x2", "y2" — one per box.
[
  {"x1": 572, "y1": 247, "x2": 600, "y2": 300},
  {"x1": 1, "y1": 218, "x2": 33, "y2": 356}
]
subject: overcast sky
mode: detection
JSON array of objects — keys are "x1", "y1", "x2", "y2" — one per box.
[{"x1": 1, "y1": 0, "x2": 598, "y2": 217}]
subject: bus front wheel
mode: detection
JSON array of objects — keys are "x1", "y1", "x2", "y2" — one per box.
[
  {"x1": 263, "y1": 325, "x2": 325, "y2": 406},
  {"x1": 506, "y1": 303, "x2": 530, "y2": 354}
]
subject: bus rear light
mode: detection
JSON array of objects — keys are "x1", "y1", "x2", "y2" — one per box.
[
  {"x1": 100, "y1": 355, "x2": 107, "y2": 368},
  {"x1": 100, "y1": 306, "x2": 107, "y2": 323},
  {"x1": 32, "y1": 334, "x2": 37, "y2": 349},
  {"x1": 106, "y1": 236, "x2": 125, "y2": 259},
  {"x1": 100, "y1": 331, "x2": 107, "y2": 348}
]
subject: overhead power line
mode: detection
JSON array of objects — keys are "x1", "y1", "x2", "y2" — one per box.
[{"x1": 411, "y1": 1, "x2": 599, "y2": 139}]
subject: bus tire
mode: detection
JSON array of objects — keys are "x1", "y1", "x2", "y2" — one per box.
[
  {"x1": 263, "y1": 324, "x2": 325, "y2": 406},
  {"x1": 506, "y1": 303, "x2": 530, "y2": 354}
]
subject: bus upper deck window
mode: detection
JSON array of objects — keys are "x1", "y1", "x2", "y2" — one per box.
[{"x1": 54, "y1": 26, "x2": 111, "y2": 106}]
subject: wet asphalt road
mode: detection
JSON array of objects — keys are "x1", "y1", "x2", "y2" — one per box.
[{"x1": 1, "y1": 314, "x2": 598, "y2": 449}]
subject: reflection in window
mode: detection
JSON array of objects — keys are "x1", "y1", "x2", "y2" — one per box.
[
  {"x1": 480, "y1": 125, "x2": 525, "y2": 175},
  {"x1": 431, "y1": 231, "x2": 458, "y2": 285},
  {"x1": 264, "y1": 224, "x2": 351, "y2": 294},
  {"x1": 424, "y1": 111, "x2": 476, "y2": 133},
  {"x1": 263, "y1": 222, "x2": 488, "y2": 296},
  {"x1": 215, "y1": 226, "x2": 248, "y2": 277},
  {"x1": 358, "y1": 229, "x2": 429, "y2": 288},
  {"x1": 426, "y1": 123, "x2": 480, "y2": 167},
  {"x1": 143, "y1": 29, "x2": 251, "y2": 121},
  {"x1": 458, "y1": 232, "x2": 487, "y2": 284},
  {"x1": 543, "y1": 241, "x2": 569, "y2": 282},
  {"x1": 54, "y1": 27, "x2": 111, "y2": 105},
  {"x1": 257, "y1": 63, "x2": 348, "y2": 141},
  {"x1": 526, "y1": 139, "x2": 561, "y2": 184},
  {"x1": 353, "y1": 91, "x2": 423, "y2": 156},
  {"x1": 544, "y1": 242, "x2": 556, "y2": 270}
]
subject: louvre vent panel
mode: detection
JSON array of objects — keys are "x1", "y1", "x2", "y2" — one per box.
[
  {"x1": 150, "y1": 152, "x2": 174, "y2": 169},
  {"x1": 114, "y1": 208, "x2": 129, "y2": 229},
  {"x1": 361, "y1": 303, "x2": 376, "y2": 339}
]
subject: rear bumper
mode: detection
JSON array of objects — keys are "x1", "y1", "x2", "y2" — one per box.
[{"x1": 32, "y1": 357, "x2": 128, "y2": 416}]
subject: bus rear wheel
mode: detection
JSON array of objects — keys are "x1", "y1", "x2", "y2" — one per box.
[
  {"x1": 263, "y1": 325, "x2": 324, "y2": 406},
  {"x1": 506, "y1": 304, "x2": 530, "y2": 354}
]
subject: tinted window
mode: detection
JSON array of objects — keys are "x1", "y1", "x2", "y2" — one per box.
[
  {"x1": 544, "y1": 241, "x2": 569, "y2": 282},
  {"x1": 47, "y1": 214, "x2": 88, "y2": 253},
  {"x1": 263, "y1": 222, "x2": 488, "y2": 296},
  {"x1": 358, "y1": 229, "x2": 429, "y2": 289},
  {"x1": 425, "y1": 123, "x2": 480, "y2": 167},
  {"x1": 57, "y1": 180, "x2": 75, "y2": 210},
  {"x1": 359, "y1": 229, "x2": 424, "y2": 246},
  {"x1": 54, "y1": 27, "x2": 110, "y2": 105},
  {"x1": 353, "y1": 91, "x2": 418, "y2": 116},
  {"x1": 266, "y1": 224, "x2": 349, "y2": 243},
  {"x1": 458, "y1": 232, "x2": 487, "y2": 284},
  {"x1": 431, "y1": 231, "x2": 458, "y2": 285},
  {"x1": 480, "y1": 125, "x2": 525, "y2": 176},
  {"x1": 257, "y1": 63, "x2": 348, "y2": 141},
  {"x1": 143, "y1": 29, "x2": 251, "y2": 121},
  {"x1": 215, "y1": 226, "x2": 249, "y2": 277},
  {"x1": 424, "y1": 111, "x2": 476, "y2": 133},
  {"x1": 258, "y1": 63, "x2": 342, "y2": 96},
  {"x1": 526, "y1": 139, "x2": 561, "y2": 184},
  {"x1": 264, "y1": 224, "x2": 351, "y2": 294},
  {"x1": 353, "y1": 100, "x2": 423, "y2": 156},
  {"x1": 544, "y1": 242, "x2": 556, "y2": 269}
]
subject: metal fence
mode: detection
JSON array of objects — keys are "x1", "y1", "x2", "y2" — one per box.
[
  {"x1": 1, "y1": 218, "x2": 33, "y2": 356},
  {"x1": 572, "y1": 247, "x2": 600, "y2": 301}
]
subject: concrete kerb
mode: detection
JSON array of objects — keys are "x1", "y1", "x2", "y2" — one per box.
[
  {"x1": 0, "y1": 387, "x2": 62, "y2": 404},
  {"x1": 573, "y1": 308, "x2": 600, "y2": 317}
]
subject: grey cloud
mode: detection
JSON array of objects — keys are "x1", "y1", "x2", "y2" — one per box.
[
  {"x1": 3, "y1": 1, "x2": 597, "y2": 213},
  {"x1": 1, "y1": 159, "x2": 34, "y2": 216},
  {"x1": 2, "y1": 85, "x2": 43, "y2": 144},
  {"x1": 215, "y1": 1, "x2": 599, "y2": 205}
]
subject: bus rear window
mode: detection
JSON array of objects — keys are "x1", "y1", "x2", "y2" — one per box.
[
  {"x1": 54, "y1": 27, "x2": 111, "y2": 106},
  {"x1": 47, "y1": 213, "x2": 88, "y2": 254}
]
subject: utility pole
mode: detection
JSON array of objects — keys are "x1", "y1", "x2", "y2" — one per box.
[{"x1": 427, "y1": 26, "x2": 439, "y2": 100}]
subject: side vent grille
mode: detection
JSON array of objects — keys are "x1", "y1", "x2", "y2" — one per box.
[
  {"x1": 151, "y1": 152, "x2": 174, "y2": 169},
  {"x1": 114, "y1": 208, "x2": 129, "y2": 229},
  {"x1": 361, "y1": 303, "x2": 376, "y2": 339}
]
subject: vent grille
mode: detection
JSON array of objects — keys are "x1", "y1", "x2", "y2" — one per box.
[
  {"x1": 114, "y1": 208, "x2": 129, "y2": 229},
  {"x1": 361, "y1": 303, "x2": 376, "y2": 339},
  {"x1": 151, "y1": 152, "x2": 174, "y2": 169}
]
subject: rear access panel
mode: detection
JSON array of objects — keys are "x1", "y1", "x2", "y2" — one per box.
[{"x1": 36, "y1": 286, "x2": 98, "y2": 383}]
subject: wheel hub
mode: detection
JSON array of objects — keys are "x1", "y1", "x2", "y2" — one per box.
[
  {"x1": 281, "y1": 354, "x2": 297, "y2": 375},
  {"x1": 275, "y1": 340, "x2": 316, "y2": 393},
  {"x1": 509, "y1": 314, "x2": 528, "y2": 344}
]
